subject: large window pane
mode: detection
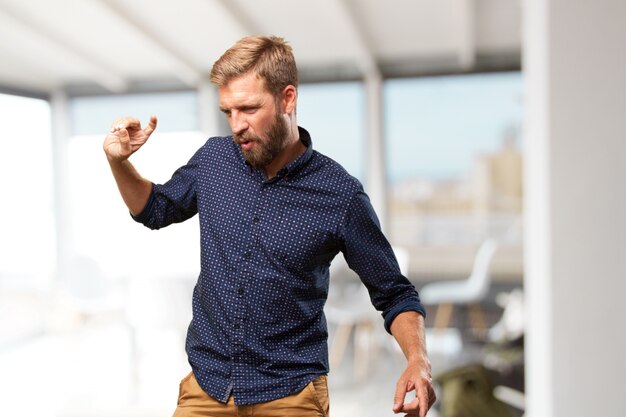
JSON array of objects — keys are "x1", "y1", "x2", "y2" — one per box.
[
  {"x1": 384, "y1": 72, "x2": 523, "y2": 280},
  {"x1": 0, "y1": 93, "x2": 54, "y2": 289},
  {"x1": 297, "y1": 82, "x2": 365, "y2": 181},
  {"x1": 70, "y1": 91, "x2": 198, "y2": 135}
]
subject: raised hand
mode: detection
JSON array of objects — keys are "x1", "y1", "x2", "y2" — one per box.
[{"x1": 103, "y1": 115, "x2": 158, "y2": 162}]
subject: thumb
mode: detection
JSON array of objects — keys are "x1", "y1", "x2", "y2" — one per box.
[{"x1": 143, "y1": 114, "x2": 158, "y2": 136}]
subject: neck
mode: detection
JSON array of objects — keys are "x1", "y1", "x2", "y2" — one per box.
[{"x1": 264, "y1": 131, "x2": 305, "y2": 179}]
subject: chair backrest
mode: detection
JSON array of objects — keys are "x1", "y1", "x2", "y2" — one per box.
[{"x1": 466, "y1": 239, "x2": 499, "y2": 298}]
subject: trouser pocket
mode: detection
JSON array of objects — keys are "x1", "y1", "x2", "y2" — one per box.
[
  {"x1": 177, "y1": 371, "x2": 194, "y2": 405},
  {"x1": 307, "y1": 375, "x2": 330, "y2": 417}
]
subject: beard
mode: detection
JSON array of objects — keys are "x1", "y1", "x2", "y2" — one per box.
[{"x1": 234, "y1": 112, "x2": 290, "y2": 170}]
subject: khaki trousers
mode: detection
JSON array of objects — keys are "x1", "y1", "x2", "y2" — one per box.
[{"x1": 172, "y1": 372, "x2": 330, "y2": 417}]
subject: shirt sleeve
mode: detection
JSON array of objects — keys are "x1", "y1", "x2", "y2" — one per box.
[
  {"x1": 338, "y1": 190, "x2": 426, "y2": 333},
  {"x1": 131, "y1": 146, "x2": 201, "y2": 230}
]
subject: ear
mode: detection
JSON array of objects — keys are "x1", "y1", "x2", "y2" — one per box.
[{"x1": 280, "y1": 85, "x2": 297, "y2": 114}]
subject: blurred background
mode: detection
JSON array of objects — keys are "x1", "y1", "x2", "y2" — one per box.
[{"x1": 0, "y1": 1, "x2": 623, "y2": 416}]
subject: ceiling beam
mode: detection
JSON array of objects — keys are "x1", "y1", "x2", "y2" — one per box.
[
  {"x1": 96, "y1": 0, "x2": 203, "y2": 87},
  {"x1": 330, "y1": 0, "x2": 380, "y2": 78},
  {"x1": 0, "y1": 82, "x2": 50, "y2": 100},
  {"x1": 0, "y1": 5, "x2": 127, "y2": 93},
  {"x1": 458, "y1": 0, "x2": 476, "y2": 69}
]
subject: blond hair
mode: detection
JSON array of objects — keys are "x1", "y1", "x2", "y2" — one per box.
[{"x1": 210, "y1": 35, "x2": 298, "y2": 98}]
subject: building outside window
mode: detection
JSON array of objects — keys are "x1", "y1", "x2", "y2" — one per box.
[{"x1": 384, "y1": 72, "x2": 524, "y2": 282}]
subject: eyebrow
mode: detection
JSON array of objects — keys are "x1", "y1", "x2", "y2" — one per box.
[{"x1": 219, "y1": 97, "x2": 267, "y2": 114}]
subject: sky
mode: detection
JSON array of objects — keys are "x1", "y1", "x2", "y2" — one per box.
[
  {"x1": 384, "y1": 72, "x2": 523, "y2": 182},
  {"x1": 296, "y1": 72, "x2": 523, "y2": 183},
  {"x1": 297, "y1": 82, "x2": 366, "y2": 180},
  {"x1": 298, "y1": 71, "x2": 524, "y2": 184}
]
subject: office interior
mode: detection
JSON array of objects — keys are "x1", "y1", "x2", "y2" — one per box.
[{"x1": 0, "y1": 1, "x2": 624, "y2": 416}]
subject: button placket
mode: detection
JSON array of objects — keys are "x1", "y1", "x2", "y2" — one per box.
[
  {"x1": 231, "y1": 191, "x2": 262, "y2": 381},
  {"x1": 232, "y1": 181, "x2": 268, "y2": 389}
]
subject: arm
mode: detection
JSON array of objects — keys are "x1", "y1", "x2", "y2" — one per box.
[
  {"x1": 103, "y1": 115, "x2": 158, "y2": 215},
  {"x1": 390, "y1": 311, "x2": 436, "y2": 416},
  {"x1": 107, "y1": 159, "x2": 152, "y2": 216},
  {"x1": 338, "y1": 190, "x2": 435, "y2": 415}
]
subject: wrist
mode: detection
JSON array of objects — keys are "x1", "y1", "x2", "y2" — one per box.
[
  {"x1": 106, "y1": 154, "x2": 129, "y2": 165},
  {"x1": 406, "y1": 349, "x2": 430, "y2": 365}
]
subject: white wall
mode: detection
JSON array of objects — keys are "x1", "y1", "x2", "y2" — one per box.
[{"x1": 524, "y1": 1, "x2": 626, "y2": 416}]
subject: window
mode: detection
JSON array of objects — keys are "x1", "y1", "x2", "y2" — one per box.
[
  {"x1": 384, "y1": 72, "x2": 523, "y2": 278},
  {"x1": 297, "y1": 82, "x2": 365, "y2": 181},
  {"x1": 70, "y1": 91, "x2": 198, "y2": 135},
  {"x1": 0, "y1": 93, "x2": 54, "y2": 289}
]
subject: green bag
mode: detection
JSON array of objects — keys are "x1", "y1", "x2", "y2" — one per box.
[{"x1": 435, "y1": 364, "x2": 515, "y2": 417}]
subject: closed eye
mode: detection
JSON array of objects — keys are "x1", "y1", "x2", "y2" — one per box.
[
  {"x1": 240, "y1": 106, "x2": 259, "y2": 114},
  {"x1": 219, "y1": 104, "x2": 261, "y2": 117}
]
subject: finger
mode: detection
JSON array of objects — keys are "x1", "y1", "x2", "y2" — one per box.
[
  {"x1": 415, "y1": 381, "x2": 432, "y2": 417},
  {"x1": 118, "y1": 128, "x2": 131, "y2": 153},
  {"x1": 111, "y1": 117, "x2": 141, "y2": 132},
  {"x1": 428, "y1": 382, "x2": 437, "y2": 408},
  {"x1": 143, "y1": 114, "x2": 158, "y2": 136},
  {"x1": 393, "y1": 381, "x2": 408, "y2": 413},
  {"x1": 417, "y1": 392, "x2": 428, "y2": 417}
]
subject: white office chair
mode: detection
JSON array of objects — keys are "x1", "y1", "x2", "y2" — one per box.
[
  {"x1": 419, "y1": 239, "x2": 498, "y2": 333},
  {"x1": 325, "y1": 247, "x2": 409, "y2": 380}
]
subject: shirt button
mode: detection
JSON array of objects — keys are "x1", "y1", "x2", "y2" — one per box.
[
  {"x1": 253, "y1": 216, "x2": 260, "y2": 223},
  {"x1": 234, "y1": 323, "x2": 240, "y2": 330},
  {"x1": 243, "y1": 251, "x2": 251, "y2": 259},
  {"x1": 237, "y1": 287, "x2": 245, "y2": 296}
]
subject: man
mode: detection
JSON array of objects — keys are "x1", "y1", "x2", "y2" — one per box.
[{"x1": 104, "y1": 35, "x2": 435, "y2": 417}]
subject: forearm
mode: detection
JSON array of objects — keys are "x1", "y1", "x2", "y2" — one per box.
[
  {"x1": 391, "y1": 310, "x2": 435, "y2": 416},
  {"x1": 108, "y1": 158, "x2": 153, "y2": 216},
  {"x1": 390, "y1": 311, "x2": 428, "y2": 363}
]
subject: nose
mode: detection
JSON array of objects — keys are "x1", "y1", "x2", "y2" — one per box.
[{"x1": 230, "y1": 111, "x2": 248, "y2": 136}]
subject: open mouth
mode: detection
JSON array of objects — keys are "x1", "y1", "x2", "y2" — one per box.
[{"x1": 240, "y1": 139, "x2": 254, "y2": 151}]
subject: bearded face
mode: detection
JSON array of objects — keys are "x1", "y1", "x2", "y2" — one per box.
[{"x1": 233, "y1": 106, "x2": 290, "y2": 169}]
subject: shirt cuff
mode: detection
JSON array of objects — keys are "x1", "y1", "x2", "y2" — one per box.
[
  {"x1": 130, "y1": 186, "x2": 156, "y2": 224},
  {"x1": 383, "y1": 300, "x2": 426, "y2": 334}
]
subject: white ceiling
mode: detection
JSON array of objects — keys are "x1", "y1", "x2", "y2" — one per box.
[{"x1": 0, "y1": 0, "x2": 521, "y2": 96}]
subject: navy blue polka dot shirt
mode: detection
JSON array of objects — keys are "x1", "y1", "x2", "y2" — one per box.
[{"x1": 132, "y1": 127, "x2": 425, "y2": 405}]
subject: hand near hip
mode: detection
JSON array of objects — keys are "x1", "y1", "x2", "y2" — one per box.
[
  {"x1": 103, "y1": 115, "x2": 158, "y2": 162},
  {"x1": 393, "y1": 358, "x2": 436, "y2": 416}
]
